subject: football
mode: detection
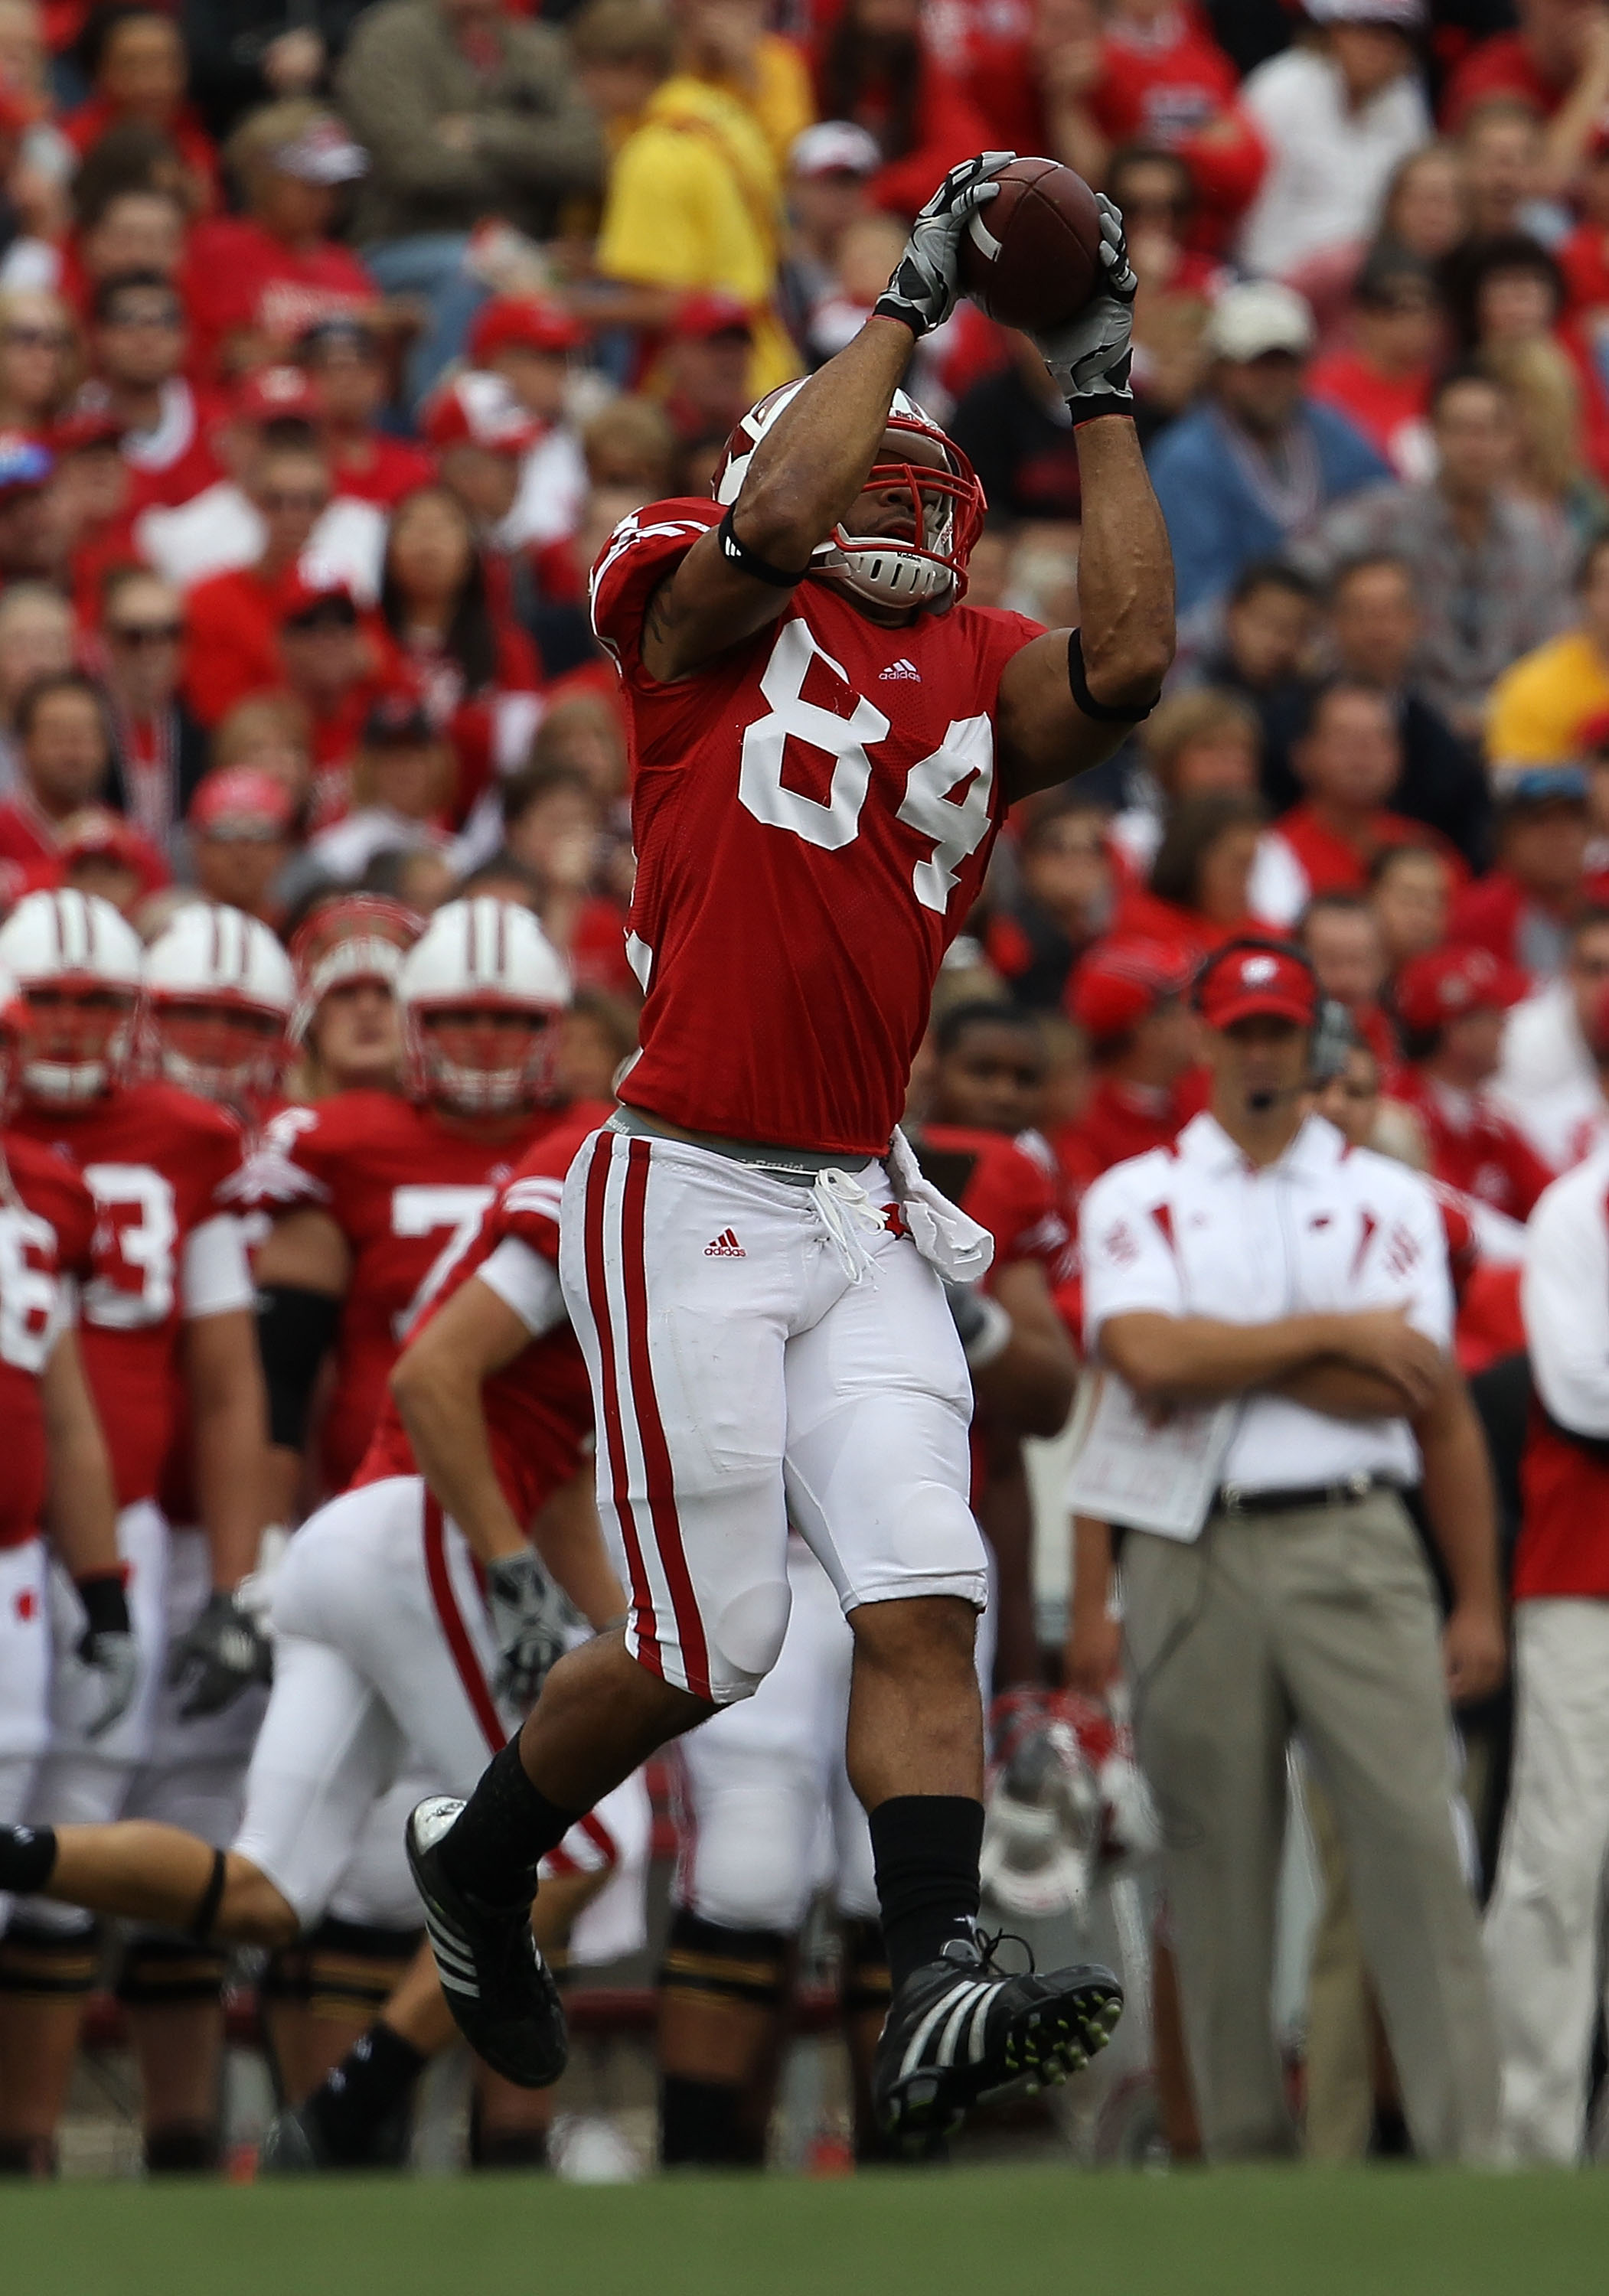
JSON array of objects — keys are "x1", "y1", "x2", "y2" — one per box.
[{"x1": 956, "y1": 156, "x2": 1105, "y2": 332}]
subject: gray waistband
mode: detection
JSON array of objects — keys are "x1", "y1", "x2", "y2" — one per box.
[{"x1": 606, "y1": 1104, "x2": 863, "y2": 1185}]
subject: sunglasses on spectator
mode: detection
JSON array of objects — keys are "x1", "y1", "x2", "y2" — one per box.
[
  {"x1": 108, "y1": 620, "x2": 184, "y2": 647},
  {"x1": 3, "y1": 325, "x2": 70, "y2": 351},
  {"x1": 259, "y1": 490, "x2": 329, "y2": 513}
]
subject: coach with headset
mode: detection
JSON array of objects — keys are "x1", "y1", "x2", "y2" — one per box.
[{"x1": 1077, "y1": 938, "x2": 1506, "y2": 2164}]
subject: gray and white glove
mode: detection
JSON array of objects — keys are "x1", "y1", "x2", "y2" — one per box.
[
  {"x1": 74, "y1": 1574, "x2": 139, "y2": 1740},
  {"x1": 1033, "y1": 193, "x2": 1137, "y2": 422},
  {"x1": 942, "y1": 1277, "x2": 1013, "y2": 1369},
  {"x1": 168, "y1": 1590, "x2": 273, "y2": 1719},
  {"x1": 874, "y1": 152, "x2": 1016, "y2": 338},
  {"x1": 486, "y1": 1548, "x2": 570, "y2": 1711}
]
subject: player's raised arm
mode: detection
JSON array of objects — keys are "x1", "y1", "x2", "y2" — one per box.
[
  {"x1": 639, "y1": 155, "x2": 1013, "y2": 683},
  {"x1": 996, "y1": 198, "x2": 1176, "y2": 802}
]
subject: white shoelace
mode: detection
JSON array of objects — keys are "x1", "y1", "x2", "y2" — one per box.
[{"x1": 811, "y1": 1166, "x2": 889, "y2": 1286}]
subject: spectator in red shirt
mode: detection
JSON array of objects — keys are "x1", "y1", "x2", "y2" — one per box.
[
  {"x1": 989, "y1": 791, "x2": 1117, "y2": 1011},
  {"x1": 0, "y1": 581, "x2": 73, "y2": 794},
  {"x1": 296, "y1": 314, "x2": 433, "y2": 512},
  {"x1": 65, "y1": 172, "x2": 190, "y2": 322},
  {"x1": 1083, "y1": 0, "x2": 1264, "y2": 243},
  {"x1": 812, "y1": 0, "x2": 994, "y2": 220},
  {"x1": 1444, "y1": 0, "x2": 1609, "y2": 200},
  {"x1": 0, "y1": 287, "x2": 76, "y2": 439},
  {"x1": 64, "y1": 5, "x2": 220, "y2": 212},
  {"x1": 186, "y1": 103, "x2": 375, "y2": 380},
  {"x1": 185, "y1": 762, "x2": 297, "y2": 923},
  {"x1": 1308, "y1": 246, "x2": 1440, "y2": 481},
  {"x1": 96, "y1": 564, "x2": 208, "y2": 858},
  {"x1": 1557, "y1": 120, "x2": 1609, "y2": 317},
  {"x1": 1388, "y1": 941, "x2": 1555, "y2": 1219},
  {"x1": 377, "y1": 481, "x2": 540, "y2": 820},
  {"x1": 1057, "y1": 933, "x2": 1204, "y2": 1186},
  {"x1": 275, "y1": 571, "x2": 381, "y2": 825},
  {"x1": 1452, "y1": 765, "x2": 1592, "y2": 981},
  {"x1": 1297, "y1": 888, "x2": 1398, "y2": 1071},
  {"x1": 1268, "y1": 681, "x2": 1463, "y2": 907},
  {"x1": 1372, "y1": 840, "x2": 1454, "y2": 975},
  {"x1": 498, "y1": 758, "x2": 632, "y2": 994},
  {"x1": 51, "y1": 403, "x2": 139, "y2": 620},
  {"x1": 1461, "y1": 96, "x2": 1551, "y2": 241},
  {"x1": 420, "y1": 370, "x2": 540, "y2": 540},
  {"x1": 1444, "y1": 230, "x2": 1609, "y2": 489},
  {"x1": 181, "y1": 429, "x2": 335, "y2": 727},
  {"x1": 0, "y1": 668, "x2": 155, "y2": 902},
  {"x1": 467, "y1": 294, "x2": 590, "y2": 550},
  {"x1": 0, "y1": 432, "x2": 63, "y2": 585},
  {"x1": 1115, "y1": 789, "x2": 1274, "y2": 964},
  {"x1": 80, "y1": 268, "x2": 224, "y2": 515}
]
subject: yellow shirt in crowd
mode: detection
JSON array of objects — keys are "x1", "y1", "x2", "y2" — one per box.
[
  {"x1": 595, "y1": 73, "x2": 801, "y2": 397},
  {"x1": 1486, "y1": 629, "x2": 1609, "y2": 764},
  {"x1": 694, "y1": 34, "x2": 815, "y2": 170}
]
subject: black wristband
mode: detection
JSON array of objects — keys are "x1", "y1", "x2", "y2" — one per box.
[
  {"x1": 1067, "y1": 627, "x2": 1160, "y2": 725},
  {"x1": 716, "y1": 505, "x2": 809, "y2": 589},
  {"x1": 75, "y1": 1572, "x2": 130, "y2": 1639}
]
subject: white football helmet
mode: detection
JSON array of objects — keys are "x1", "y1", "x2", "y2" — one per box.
[
  {"x1": 399, "y1": 896, "x2": 570, "y2": 1115},
  {"x1": 142, "y1": 902, "x2": 295, "y2": 1110},
  {"x1": 0, "y1": 889, "x2": 142, "y2": 1104},
  {"x1": 713, "y1": 382, "x2": 986, "y2": 613},
  {"x1": 287, "y1": 893, "x2": 422, "y2": 1046}
]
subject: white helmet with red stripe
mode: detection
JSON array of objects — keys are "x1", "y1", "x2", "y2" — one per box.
[
  {"x1": 398, "y1": 895, "x2": 570, "y2": 1115},
  {"x1": 0, "y1": 888, "x2": 142, "y2": 1104},
  {"x1": 713, "y1": 382, "x2": 985, "y2": 613},
  {"x1": 286, "y1": 893, "x2": 422, "y2": 1045},
  {"x1": 142, "y1": 902, "x2": 295, "y2": 1110}
]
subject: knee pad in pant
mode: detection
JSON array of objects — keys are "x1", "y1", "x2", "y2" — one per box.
[
  {"x1": 116, "y1": 1931, "x2": 229, "y2": 2010},
  {"x1": 0, "y1": 1918, "x2": 100, "y2": 1998},
  {"x1": 839, "y1": 1916, "x2": 890, "y2": 2020},
  {"x1": 659, "y1": 1906, "x2": 788, "y2": 2014},
  {"x1": 304, "y1": 1916, "x2": 423, "y2": 2022}
]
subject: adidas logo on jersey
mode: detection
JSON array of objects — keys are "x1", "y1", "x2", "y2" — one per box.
[
  {"x1": 880, "y1": 657, "x2": 922, "y2": 681},
  {"x1": 703, "y1": 1228, "x2": 746, "y2": 1257}
]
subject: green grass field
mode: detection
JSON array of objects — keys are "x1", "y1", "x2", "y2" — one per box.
[{"x1": 5, "y1": 2168, "x2": 1609, "y2": 2296}]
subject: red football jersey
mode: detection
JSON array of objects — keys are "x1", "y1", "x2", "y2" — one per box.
[
  {"x1": 1385, "y1": 1068, "x2": 1554, "y2": 1225},
  {"x1": 8, "y1": 1083, "x2": 247, "y2": 1509},
  {"x1": 591, "y1": 497, "x2": 1042, "y2": 1156},
  {"x1": 0, "y1": 1135, "x2": 96, "y2": 1548},
  {"x1": 915, "y1": 1121, "x2": 1069, "y2": 1290},
  {"x1": 354, "y1": 1113, "x2": 601, "y2": 1524},
  {"x1": 183, "y1": 217, "x2": 377, "y2": 374},
  {"x1": 253, "y1": 1094, "x2": 589, "y2": 1494}
]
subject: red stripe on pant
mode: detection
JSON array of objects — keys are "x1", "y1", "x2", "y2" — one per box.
[
  {"x1": 620, "y1": 1136, "x2": 713, "y2": 1701},
  {"x1": 583, "y1": 1130, "x2": 662, "y2": 1678},
  {"x1": 422, "y1": 1492, "x2": 504, "y2": 1756}
]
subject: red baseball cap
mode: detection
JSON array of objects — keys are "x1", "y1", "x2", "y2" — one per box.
[
  {"x1": 673, "y1": 291, "x2": 755, "y2": 342},
  {"x1": 189, "y1": 767, "x2": 297, "y2": 841},
  {"x1": 1196, "y1": 941, "x2": 1319, "y2": 1030},
  {"x1": 423, "y1": 371, "x2": 541, "y2": 455},
  {"x1": 234, "y1": 366, "x2": 319, "y2": 426},
  {"x1": 279, "y1": 570, "x2": 358, "y2": 627},
  {"x1": 1395, "y1": 943, "x2": 1528, "y2": 1035},
  {"x1": 1066, "y1": 937, "x2": 1193, "y2": 1042},
  {"x1": 468, "y1": 296, "x2": 586, "y2": 364}
]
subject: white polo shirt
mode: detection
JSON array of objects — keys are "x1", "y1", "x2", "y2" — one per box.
[
  {"x1": 1523, "y1": 1146, "x2": 1609, "y2": 1440},
  {"x1": 1079, "y1": 1111, "x2": 1452, "y2": 1494}
]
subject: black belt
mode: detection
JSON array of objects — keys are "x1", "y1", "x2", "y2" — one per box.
[{"x1": 1213, "y1": 1473, "x2": 1392, "y2": 1518}]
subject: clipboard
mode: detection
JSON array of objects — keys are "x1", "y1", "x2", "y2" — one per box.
[{"x1": 1067, "y1": 1368, "x2": 1237, "y2": 1543}]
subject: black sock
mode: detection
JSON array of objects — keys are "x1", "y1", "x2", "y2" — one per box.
[
  {"x1": 868, "y1": 1795, "x2": 983, "y2": 1993},
  {"x1": 0, "y1": 1825, "x2": 56, "y2": 1896},
  {"x1": 143, "y1": 2120, "x2": 219, "y2": 2175},
  {"x1": 436, "y1": 1737, "x2": 582, "y2": 1907},
  {"x1": 305, "y1": 2020, "x2": 428, "y2": 2167},
  {"x1": 660, "y1": 2076, "x2": 743, "y2": 2167}
]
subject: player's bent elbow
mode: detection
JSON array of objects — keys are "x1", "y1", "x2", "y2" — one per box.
[{"x1": 1082, "y1": 629, "x2": 1174, "y2": 713}]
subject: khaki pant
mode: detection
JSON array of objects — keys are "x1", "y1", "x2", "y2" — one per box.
[{"x1": 1124, "y1": 1491, "x2": 1500, "y2": 2164}]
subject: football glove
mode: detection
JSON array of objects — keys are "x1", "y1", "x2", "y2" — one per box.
[
  {"x1": 168, "y1": 1589, "x2": 273, "y2": 1719},
  {"x1": 1032, "y1": 194, "x2": 1137, "y2": 422},
  {"x1": 74, "y1": 1573, "x2": 139, "y2": 1741},
  {"x1": 874, "y1": 152, "x2": 1015, "y2": 338},
  {"x1": 486, "y1": 1548, "x2": 570, "y2": 1711}
]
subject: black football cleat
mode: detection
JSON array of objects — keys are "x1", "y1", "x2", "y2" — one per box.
[
  {"x1": 872, "y1": 1932, "x2": 1123, "y2": 2151},
  {"x1": 405, "y1": 1795, "x2": 566, "y2": 2090}
]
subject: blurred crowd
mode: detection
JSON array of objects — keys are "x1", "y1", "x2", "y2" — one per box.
[{"x1": 2, "y1": 0, "x2": 1609, "y2": 2183}]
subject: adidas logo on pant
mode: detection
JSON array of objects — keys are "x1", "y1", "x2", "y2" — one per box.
[{"x1": 703, "y1": 1228, "x2": 746, "y2": 1257}]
